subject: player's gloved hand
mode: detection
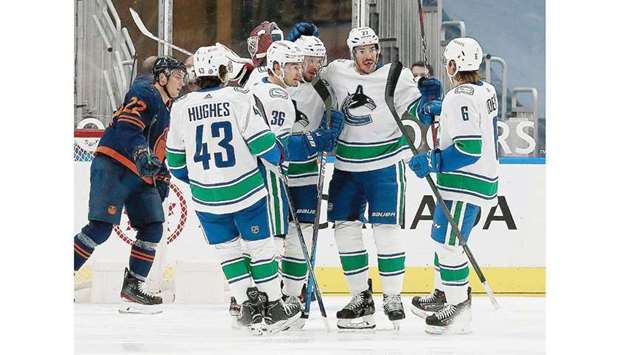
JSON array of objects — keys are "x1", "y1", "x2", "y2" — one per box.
[
  {"x1": 418, "y1": 77, "x2": 443, "y2": 100},
  {"x1": 155, "y1": 173, "x2": 171, "y2": 201},
  {"x1": 133, "y1": 146, "x2": 162, "y2": 177},
  {"x1": 287, "y1": 21, "x2": 320, "y2": 42},
  {"x1": 416, "y1": 99, "x2": 442, "y2": 125},
  {"x1": 408, "y1": 149, "x2": 441, "y2": 178},
  {"x1": 329, "y1": 110, "x2": 345, "y2": 134}
]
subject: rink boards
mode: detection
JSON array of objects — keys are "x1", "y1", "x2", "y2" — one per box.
[{"x1": 74, "y1": 159, "x2": 545, "y2": 294}]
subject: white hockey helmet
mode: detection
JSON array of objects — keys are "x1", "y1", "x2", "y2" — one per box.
[
  {"x1": 267, "y1": 40, "x2": 304, "y2": 70},
  {"x1": 192, "y1": 44, "x2": 235, "y2": 83},
  {"x1": 443, "y1": 37, "x2": 483, "y2": 77},
  {"x1": 295, "y1": 35, "x2": 327, "y2": 60},
  {"x1": 346, "y1": 26, "x2": 380, "y2": 58}
]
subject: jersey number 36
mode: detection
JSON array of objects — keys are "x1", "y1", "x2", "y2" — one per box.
[{"x1": 194, "y1": 122, "x2": 236, "y2": 170}]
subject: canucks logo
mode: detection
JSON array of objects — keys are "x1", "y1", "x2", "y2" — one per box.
[{"x1": 341, "y1": 85, "x2": 376, "y2": 126}]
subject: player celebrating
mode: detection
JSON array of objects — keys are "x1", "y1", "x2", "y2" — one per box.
[
  {"x1": 320, "y1": 26, "x2": 439, "y2": 329},
  {"x1": 73, "y1": 56, "x2": 187, "y2": 313},
  {"x1": 249, "y1": 40, "x2": 303, "y2": 246},
  {"x1": 408, "y1": 37, "x2": 499, "y2": 334},
  {"x1": 279, "y1": 35, "x2": 344, "y2": 327},
  {"x1": 166, "y1": 44, "x2": 302, "y2": 335}
]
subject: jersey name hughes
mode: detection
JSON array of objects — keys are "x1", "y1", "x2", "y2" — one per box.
[{"x1": 187, "y1": 102, "x2": 231, "y2": 122}]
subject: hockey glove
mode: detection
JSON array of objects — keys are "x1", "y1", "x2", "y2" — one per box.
[
  {"x1": 408, "y1": 149, "x2": 441, "y2": 178},
  {"x1": 418, "y1": 77, "x2": 443, "y2": 100},
  {"x1": 329, "y1": 110, "x2": 345, "y2": 134},
  {"x1": 416, "y1": 99, "x2": 442, "y2": 125},
  {"x1": 133, "y1": 146, "x2": 162, "y2": 177},
  {"x1": 155, "y1": 173, "x2": 171, "y2": 201},
  {"x1": 287, "y1": 21, "x2": 320, "y2": 42}
]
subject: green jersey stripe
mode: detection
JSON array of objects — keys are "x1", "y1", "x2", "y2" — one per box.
[
  {"x1": 448, "y1": 201, "x2": 463, "y2": 246},
  {"x1": 437, "y1": 172, "x2": 498, "y2": 198},
  {"x1": 336, "y1": 136, "x2": 408, "y2": 160},
  {"x1": 454, "y1": 138, "x2": 482, "y2": 156},
  {"x1": 440, "y1": 264, "x2": 469, "y2": 282},
  {"x1": 281, "y1": 259, "x2": 307, "y2": 278},
  {"x1": 339, "y1": 252, "x2": 369, "y2": 272},
  {"x1": 190, "y1": 170, "x2": 264, "y2": 203},
  {"x1": 287, "y1": 159, "x2": 318, "y2": 176},
  {"x1": 247, "y1": 131, "x2": 277, "y2": 156},
  {"x1": 166, "y1": 150, "x2": 186, "y2": 168},
  {"x1": 378, "y1": 256, "x2": 406, "y2": 273}
]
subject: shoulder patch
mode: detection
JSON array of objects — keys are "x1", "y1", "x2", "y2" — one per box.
[
  {"x1": 234, "y1": 87, "x2": 250, "y2": 94},
  {"x1": 269, "y1": 87, "x2": 289, "y2": 100},
  {"x1": 454, "y1": 85, "x2": 475, "y2": 96}
]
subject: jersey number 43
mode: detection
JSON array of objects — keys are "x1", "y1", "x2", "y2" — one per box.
[{"x1": 194, "y1": 122, "x2": 236, "y2": 170}]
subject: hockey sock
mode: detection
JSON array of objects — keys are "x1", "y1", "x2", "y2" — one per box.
[
  {"x1": 433, "y1": 252, "x2": 443, "y2": 291},
  {"x1": 129, "y1": 223, "x2": 162, "y2": 280},
  {"x1": 436, "y1": 242, "x2": 469, "y2": 304},
  {"x1": 373, "y1": 223, "x2": 406, "y2": 295},
  {"x1": 246, "y1": 238, "x2": 281, "y2": 301},
  {"x1": 74, "y1": 220, "x2": 113, "y2": 271},
  {"x1": 334, "y1": 220, "x2": 369, "y2": 295},
  {"x1": 282, "y1": 223, "x2": 313, "y2": 297},
  {"x1": 215, "y1": 238, "x2": 253, "y2": 303}
]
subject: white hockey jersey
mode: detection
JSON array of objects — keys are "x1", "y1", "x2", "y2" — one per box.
[
  {"x1": 250, "y1": 78, "x2": 296, "y2": 147},
  {"x1": 244, "y1": 66, "x2": 269, "y2": 89},
  {"x1": 166, "y1": 86, "x2": 277, "y2": 214},
  {"x1": 321, "y1": 60, "x2": 421, "y2": 172},
  {"x1": 436, "y1": 81, "x2": 499, "y2": 207},
  {"x1": 286, "y1": 80, "x2": 327, "y2": 186}
]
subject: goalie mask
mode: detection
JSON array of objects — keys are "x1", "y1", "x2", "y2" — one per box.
[{"x1": 247, "y1": 21, "x2": 284, "y2": 66}]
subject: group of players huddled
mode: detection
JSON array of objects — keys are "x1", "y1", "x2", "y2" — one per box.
[{"x1": 74, "y1": 19, "x2": 499, "y2": 336}]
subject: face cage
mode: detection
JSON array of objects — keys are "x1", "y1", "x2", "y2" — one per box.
[{"x1": 247, "y1": 28, "x2": 284, "y2": 59}]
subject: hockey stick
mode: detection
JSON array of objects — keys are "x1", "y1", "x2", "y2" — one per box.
[
  {"x1": 416, "y1": 0, "x2": 438, "y2": 149},
  {"x1": 261, "y1": 160, "x2": 330, "y2": 331},
  {"x1": 385, "y1": 61, "x2": 500, "y2": 310},
  {"x1": 129, "y1": 8, "x2": 192, "y2": 56},
  {"x1": 302, "y1": 79, "x2": 333, "y2": 315}
]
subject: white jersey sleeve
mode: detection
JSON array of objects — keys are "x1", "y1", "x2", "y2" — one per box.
[{"x1": 394, "y1": 67, "x2": 421, "y2": 118}]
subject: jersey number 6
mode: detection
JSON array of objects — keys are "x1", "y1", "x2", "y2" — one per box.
[{"x1": 194, "y1": 122, "x2": 236, "y2": 170}]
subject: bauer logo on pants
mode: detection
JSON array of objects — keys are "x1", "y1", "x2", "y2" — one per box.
[{"x1": 113, "y1": 183, "x2": 188, "y2": 245}]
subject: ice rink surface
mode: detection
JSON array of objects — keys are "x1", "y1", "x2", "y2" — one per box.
[{"x1": 75, "y1": 296, "x2": 544, "y2": 355}]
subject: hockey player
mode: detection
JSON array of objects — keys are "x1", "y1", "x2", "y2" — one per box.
[
  {"x1": 408, "y1": 37, "x2": 499, "y2": 334},
  {"x1": 73, "y1": 56, "x2": 187, "y2": 313},
  {"x1": 320, "y1": 26, "x2": 441, "y2": 329},
  {"x1": 279, "y1": 35, "x2": 344, "y2": 327},
  {"x1": 166, "y1": 44, "x2": 302, "y2": 334},
  {"x1": 248, "y1": 40, "x2": 304, "y2": 244}
]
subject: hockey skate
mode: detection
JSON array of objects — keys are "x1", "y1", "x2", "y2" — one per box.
[
  {"x1": 336, "y1": 289, "x2": 376, "y2": 330},
  {"x1": 118, "y1": 268, "x2": 163, "y2": 315},
  {"x1": 425, "y1": 298, "x2": 472, "y2": 335},
  {"x1": 263, "y1": 296, "x2": 303, "y2": 334},
  {"x1": 282, "y1": 295, "x2": 307, "y2": 330},
  {"x1": 411, "y1": 287, "x2": 471, "y2": 319},
  {"x1": 383, "y1": 294, "x2": 405, "y2": 330},
  {"x1": 236, "y1": 287, "x2": 266, "y2": 335},
  {"x1": 410, "y1": 289, "x2": 447, "y2": 318}
]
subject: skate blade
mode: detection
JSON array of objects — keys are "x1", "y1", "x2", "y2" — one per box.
[
  {"x1": 118, "y1": 303, "x2": 163, "y2": 315},
  {"x1": 409, "y1": 304, "x2": 433, "y2": 319},
  {"x1": 336, "y1": 315, "x2": 376, "y2": 331},
  {"x1": 425, "y1": 322, "x2": 472, "y2": 335},
  {"x1": 265, "y1": 311, "x2": 303, "y2": 335}
]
